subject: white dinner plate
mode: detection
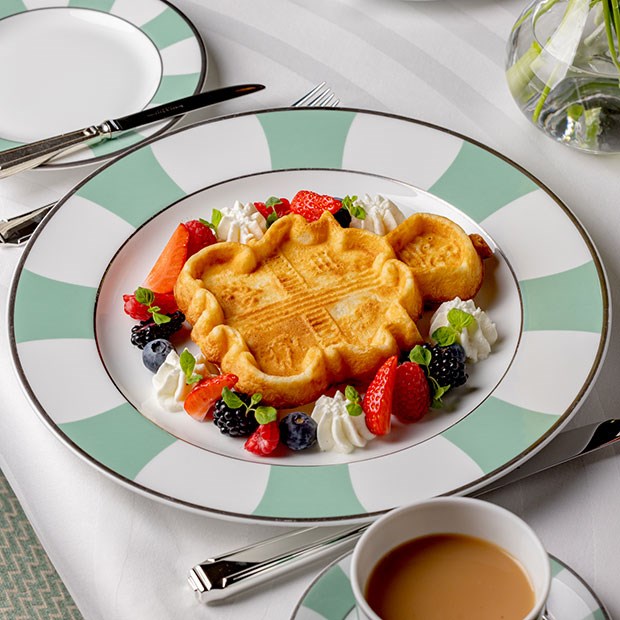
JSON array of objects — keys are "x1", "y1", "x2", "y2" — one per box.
[
  {"x1": 291, "y1": 552, "x2": 610, "y2": 620},
  {"x1": 0, "y1": 0, "x2": 206, "y2": 168},
  {"x1": 8, "y1": 108, "x2": 609, "y2": 524}
]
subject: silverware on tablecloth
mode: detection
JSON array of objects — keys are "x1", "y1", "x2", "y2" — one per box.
[
  {"x1": 0, "y1": 82, "x2": 339, "y2": 246},
  {"x1": 0, "y1": 83, "x2": 265, "y2": 179},
  {"x1": 189, "y1": 418, "x2": 620, "y2": 603}
]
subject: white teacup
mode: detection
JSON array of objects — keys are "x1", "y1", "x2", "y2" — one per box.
[{"x1": 351, "y1": 497, "x2": 551, "y2": 620}]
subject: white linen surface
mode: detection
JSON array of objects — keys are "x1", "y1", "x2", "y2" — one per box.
[{"x1": 2, "y1": 1, "x2": 620, "y2": 618}]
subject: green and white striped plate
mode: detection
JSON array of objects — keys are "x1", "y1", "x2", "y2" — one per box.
[
  {"x1": 292, "y1": 552, "x2": 610, "y2": 620},
  {"x1": 0, "y1": 0, "x2": 206, "y2": 168},
  {"x1": 8, "y1": 109, "x2": 609, "y2": 523}
]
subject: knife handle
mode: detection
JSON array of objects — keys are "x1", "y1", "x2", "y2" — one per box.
[{"x1": 0, "y1": 123, "x2": 111, "y2": 178}]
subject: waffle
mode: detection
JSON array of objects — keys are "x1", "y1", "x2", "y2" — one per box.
[
  {"x1": 386, "y1": 213, "x2": 489, "y2": 304},
  {"x1": 175, "y1": 212, "x2": 424, "y2": 407}
]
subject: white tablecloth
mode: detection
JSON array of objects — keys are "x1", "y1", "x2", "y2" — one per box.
[{"x1": 2, "y1": 1, "x2": 620, "y2": 618}]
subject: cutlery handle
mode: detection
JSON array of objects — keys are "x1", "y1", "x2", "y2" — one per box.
[
  {"x1": 0, "y1": 203, "x2": 55, "y2": 245},
  {"x1": 0, "y1": 123, "x2": 110, "y2": 178},
  {"x1": 188, "y1": 524, "x2": 367, "y2": 603}
]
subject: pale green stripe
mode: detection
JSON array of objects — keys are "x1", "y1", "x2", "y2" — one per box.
[
  {"x1": 302, "y1": 564, "x2": 355, "y2": 619},
  {"x1": 253, "y1": 464, "x2": 365, "y2": 518},
  {"x1": 590, "y1": 609, "x2": 607, "y2": 619},
  {"x1": 0, "y1": 0, "x2": 26, "y2": 19},
  {"x1": 521, "y1": 262, "x2": 603, "y2": 333},
  {"x1": 59, "y1": 403, "x2": 176, "y2": 480},
  {"x1": 429, "y1": 141, "x2": 538, "y2": 222},
  {"x1": 14, "y1": 270, "x2": 96, "y2": 343},
  {"x1": 258, "y1": 110, "x2": 356, "y2": 169},
  {"x1": 141, "y1": 7, "x2": 193, "y2": 50},
  {"x1": 150, "y1": 73, "x2": 201, "y2": 105},
  {"x1": 0, "y1": 138, "x2": 23, "y2": 151},
  {"x1": 76, "y1": 145, "x2": 186, "y2": 227},
  {"x1": 68, "y1": 0, "x2": 114, "y2": 10},
  {"x1": 89, "y1": 130, "x2": 144, "y2": 157},
  {"x1": 550, "y1": 558, "x2": 564, "y2": 578},
  {"x1": 443, "y1": 397, "x2": 558, "y2": 474}
]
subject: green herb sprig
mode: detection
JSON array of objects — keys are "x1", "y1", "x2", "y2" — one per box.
[
  {"x1": 432, "y1": 308, "x2": 477, "y2": 347},
  {"x1": 200, "y1": 209, "x2": 223, "y2": 233},
  {"x1": 179, "y1": 349, "x2": 203, "y2": 385},
  {"x1": 409, "y1": 345, "x2": 450, "y2": 408},
  {"x1": 341, "y1": 195, "x2": 366, "y2": 220},
  {"x1": 344, "y1": 385, "x2": 363, "y2": 416},
  {"x1": 134, "y1": 287, "x2": 171, "y2": 325},
  {"x1": 221, "y1": 387, "x2": 277, "y2": 425}
]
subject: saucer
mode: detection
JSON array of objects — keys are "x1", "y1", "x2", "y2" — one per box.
[{"x1": 292, "y1": 552, "x2": 609, "y2": 619}]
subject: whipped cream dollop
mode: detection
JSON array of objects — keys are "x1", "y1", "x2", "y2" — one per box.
[
  {"x1": 311, "y1": 391, "x2": 375, "y2": 453},
  {"x1": 152, "y1": 350, "x2": 217, "y2": 412},
  {"x1": 430, "y1": 297, "x2": 498, "y2": 363},
  {"x1": 216, "y1": 200, "x2": 267, "y2": 243},
  {"x1": 350, "y1": 194, "x2": 405, "y2": 235}
]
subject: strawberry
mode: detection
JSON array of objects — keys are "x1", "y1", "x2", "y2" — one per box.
[
  {"x1": 185, "y1": 219, "x2": 217, "y2": 257},
  {"x1": 393, "y1": 362, "x2": 431, "y2": 423},
  {"x1": 144, "y1": 223, "x2": 190, "y2": 294},
  {"x1": 290, "y1": 190, "x2": 341, "y2": 222},
  {"x1": 362, "y1": 355, "x2": 398, "y2": 436},
  {"x1": 122, "y1": 291, "x2": 178, "y2": 321},
  {"x1": 184, "y1": 373, "x2": 238, "y2": 421},
  {"x1": 254, "y1": 197, "x2": 291, "y2": 220},
  {"x1": 244, "y1": 421, "x2": 280, "y2": 456}
]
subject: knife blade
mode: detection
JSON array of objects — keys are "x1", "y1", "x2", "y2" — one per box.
[
  {"x1": 0, "y1": 83, "x2": 265, "y2": 178},
  {"x1": 188, "y1": 418, "x2": 620, "y2": 603}
]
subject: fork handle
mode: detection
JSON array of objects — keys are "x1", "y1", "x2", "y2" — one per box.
[{"x1": 0, "y1": 203, "x2": 55, "y2": 245}]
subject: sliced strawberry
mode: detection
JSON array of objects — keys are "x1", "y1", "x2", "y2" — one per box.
[
  {"x1": 254, "y1": 197, "x2": 291, "y2": 220},
  {"x1": 122, "y1": 291, "x2": 178, "y2": 321},
  {"x1": 244, "y1": 421, "x2": 280, "y2": 456},
  {"x1": 290, "y1": 190, "x2": 341, "y2": 222},
  {"x1": 184, "y1": 373, "x2": 238, "y2": 421},
  {"x1": 144, "y1": 223, "x2": 190, "y2": 294},
  {"x1": 185, "y1": 219, "x2": 217, "y2": 257},
  {"x1": 362, "y1": 355, "x2": 397, "y2": 436},
  {"x1": 393, "y1": 362, "x2": 431, "y2": 423}
]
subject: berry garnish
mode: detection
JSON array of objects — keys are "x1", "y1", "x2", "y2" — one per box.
[
  {"x1": 393, "y1": 362, "x2": 431, "y2": 423},
  {"x1": 362, "y1": 355, "x2": 398, "y2": 435},
  {"x1": 244, "y1": 420, "x2": 280, "y2": 456},
  {"x1": 130, "y1": 310, "x2": 185, "y2": 349},
  {"x1": 142, "y1": 339, "x2": 174, "y2": 373},
  {"x1": 185, "y1": 219, "x2": 217, "y2": 256},
  {"x1": 290, "y1": 190, "x2": 341, "y2": 222},
  {"x1": 279, "y1": 412, "x2": 317, "y2": 450},
  {"x1": 425, "y1": 343, "x2": 468, "y2": 389},
  {"x1": 409, "y1": 345, "x2": 452, "y2": 407},
  {"x1": 213, "y1": 389, "x2": 276, "y2": 437},
  {"x1": 333, "y1": 208, "x2": 352, "y2": 228},
  {"x1": 254, "y1": 196, "x2": 291, "y2": 226},
  {"x1": 184, "y1": 373, "x2": 239, "y2": 422},
  {"x1": 123, "y1": 287, "x2": 178, "y2": 322},
  {"x1": 143, "y1": 223, "x2": 190, "y2": 294}
]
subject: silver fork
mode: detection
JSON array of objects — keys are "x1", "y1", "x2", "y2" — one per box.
[{"x1": 0, "y1": 83, "x2": 339, "y2": 246}]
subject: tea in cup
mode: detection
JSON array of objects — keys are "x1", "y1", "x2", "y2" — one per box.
[{"x1": 350, "y1": 497, "x2": 550, "y2": 620}]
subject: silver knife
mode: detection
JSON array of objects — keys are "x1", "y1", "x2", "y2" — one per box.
[
  {"x1": 188, "y1": 418, "x2": 620, "y2": 603},
  {"x1": 0, "y1": 83, "x2": 265, "y2": 178}
]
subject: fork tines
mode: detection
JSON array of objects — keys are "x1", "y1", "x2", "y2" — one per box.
[{"x1": 292, "y1": 82, "x2": 340, "y2": 108}]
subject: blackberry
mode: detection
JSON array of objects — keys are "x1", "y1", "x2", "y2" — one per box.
[
  {"x1": 213, "y1": 392, "x2": 259, "y2": 437},
  {"x1": 130, "y1": 311, "x2": 185, "y2": 349},
  {"x1": 426, "y1": 343, "x2": 468, "y2": 388},
  {"x1": 333, "y1": 207, "x2": 352, "y2": 228}
]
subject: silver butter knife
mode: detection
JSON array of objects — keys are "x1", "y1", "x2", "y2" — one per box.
[
  {"x1": 0, "y1": 83, "x2": 265, "y2": 178},
  {"x1": 189, "y1": 418, "x2": 620, "y2": 603}
]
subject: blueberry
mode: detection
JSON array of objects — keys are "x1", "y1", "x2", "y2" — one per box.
[
  {"x1": 142, "y1": 339, "x2": 174, "y2": 373},
  {"x1": 333, "y1": 207, "x2": 352, "y2": 228},
  {"x1": 279, "y1": 412, "x2": 317, "y2": 451}
]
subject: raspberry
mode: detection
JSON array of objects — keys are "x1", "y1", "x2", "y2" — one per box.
[
  {"x1": 123, "y1": 291, "x2": 178, "y2": 321},
  {"x1": 244, "y1": 421, "x2": 280, "y2": 456},
  {"x1": 254, "y1": 197, "x2": 291, "y2": 220},
  {"x1": 213, "y1": 392, "x2": 259, "y2": 437},
  {"x1": 130, "y1": 311, "x2": 185, "y2": 349},
  {"x1": 185, "y1": 219, "x2": 217, "y2": 256}
]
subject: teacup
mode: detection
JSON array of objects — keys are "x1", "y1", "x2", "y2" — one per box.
[{"x1": 350, "y1": 497, "x2": 551, "y2": 620}]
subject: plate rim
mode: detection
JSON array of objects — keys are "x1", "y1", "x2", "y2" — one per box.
[
  {"x1": 7, "y1": 106, "x2": 611, "y2": 524},
  {"x1": 0, "y1": 0, "x2": 207, "y2": 169}
]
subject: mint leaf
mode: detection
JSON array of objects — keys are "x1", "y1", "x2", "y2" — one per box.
[
  {"x1": 341, "y1": 195, "x2": 366, "y2": 220},
  {"x1": 212, "y1": 209, "x2": 222, "y2": 229},
  {"x1": 265, "y1": 196, "x2": 282, "y2": 207},
  {"x1": 432, "y1": 326, "x2": 458, "y2": 347},
  {"x1": 410, "y1": 345, "x2": 431, "y2": 367},
  {"x1": 250, "y1": 393, "x2": 263, "y2": 406},
  {"x1": 346, "y1": 402, "x2": 363, "y2": 417},
  {"x1": 345, "y1": 385, "x2": 361, "y2": 404},
  {"x1": 447, "y1": 308, "x2": 476, "y2": 332},
  {"x1": 186, "y1": 374, "x2": 202, "y2": 385},
  {"x1": 134, "y1": 287, "x2": 155, "y2": 306},
  {"x1": 150, "y1": 308, "x2": 172, "y2": 325},
  {"x1": 180, "y1": 349, "x2": 197, "y2": 382},
  {"x1": 266, "y1": 211, "x2": 279, "y2": 228},
  {"x1": 255, "y1": 406, "x2": 277, "y2": 425},
  {"x1": 428, "y1": 376, "x2": 450, "y2": 408},
  {"x1": 221, "y1": 387, "x2": 244, "y2": 409}
]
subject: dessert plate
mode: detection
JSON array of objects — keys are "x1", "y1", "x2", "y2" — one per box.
[
  {"x1": 8, "y1": 108, "x2": 609, "y2": 523},
  {"x1": 0, "y1": 0, "x2": 206, "y2": 168},
  {"x1": 291, "y1": 552, "x2": 610, "y2": 619}
]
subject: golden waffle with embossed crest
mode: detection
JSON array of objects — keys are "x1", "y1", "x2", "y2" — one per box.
[
  {"x1": 175, "y1": 212, "x2": 424, "y2": 407},
  {"x1": 386, "y1": 212, "x2": 490, "y2": 304}
]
